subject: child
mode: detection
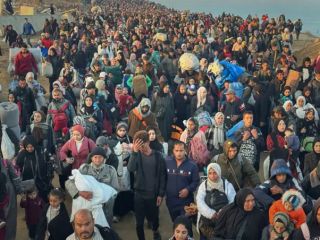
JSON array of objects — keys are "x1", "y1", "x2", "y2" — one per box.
[
  {"x1": 262, "y1": 212, "x2": 294, "y2": 240},
  {"x1": 269, "y1": 189, "x2": 306, "y2": 229},
  {"x1": 36, "y1": 188, "x2": 73, "y2": 240},
  {"x1": 280, "y1": 86, "x2": 293, "y2": 104},
  {"x1": 303, "y1": 86, "x2": 313, "y2": 105},
  {"x1": 284, "y1": 128, "x2": 300, "y2": 152},
  {"x1": 118, "y1": 87, "x2": 134, "y2": 118},
  {"x1": 20, "y1": 187, "x2": 45, "y2": 240}
]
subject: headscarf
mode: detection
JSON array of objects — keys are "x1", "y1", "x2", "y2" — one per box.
[
  {"x1": 308, "y1": 199, "x2": 320, "y2": 226},
  {"x1": 138, "y1": 98, "x2": 151, "y2": 118},
  {"x1": 53, "y1": 80, "x2": 66, "y2": 95},
  {"x1": 197, "y1": 86, "x2": 207, "y2": 108},
  {"x1": 206, "y1": 163, "x2": 224, "y2": 192},
  {"x1": 185, "y1": 117, "x2": 199, "y2": 148},
  {"x1": 72, "y1": 125, "x2": 85, "y2": 138},
  {"x1": 271, "y1": 212, "x2": 294, "y2": 238},
  {"x1": 214, "y1": 188, "x2": 255, "y2": 239},
  {"x1": 25, "y1": 72, "x2": 34, "y2": 83},
  {"x1": 212, "y1": 112, "x2": 225, "y2": 149},
  {"x1": 83, "y1": 96, "x2": 95, "y2": 115},
  {"x1": 294, "y1": 96, "x2": 319, "y2": 120},
  {"x1": 283, "y1": 100, "x2": 293, "y2": 112}
]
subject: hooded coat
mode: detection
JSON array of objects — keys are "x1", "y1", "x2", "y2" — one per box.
[
  {"x1": 213, "y1": 188, "x2": 268, "y2": 240},
  {"x1": 211, "y1": 140, "x2": 260, "y2": 191}
]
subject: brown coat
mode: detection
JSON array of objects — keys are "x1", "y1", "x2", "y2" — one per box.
[
  {"x1": 127, "y1": 108, "x2": 163, "y2": 141},
  {"x1": 133, "y1": 75, "x2": 148, "y2": 99}
]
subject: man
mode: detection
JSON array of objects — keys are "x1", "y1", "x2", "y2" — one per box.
[
  {"x1": 14, "y1": 76, "x2": 36, "y2": 132},
  {"x1": 294, "y1": 19, "x2": 303, "y2": 40},
  {"x1": 128, "y1": 130, "x2": 167, "y2": 240},
  {"x1": 14, "y1": 43, "x2": 38, "y2": 78},
  {"x1": 268, "y1": 69, "x2": 286, "y2": 106},
  {"x1": 235, "y1": 111, "x2": 265, "y2": 170},
  {"x1": 165, "y1": 141, "x2": 199, "y2": 221},
  {"x1": 128, "y1": 98, "x2": 162, "y2": 140},
  {"x1": 67, "y1": 209, "x2": 119, "y2": 240},
  {"x1": 65, "y1": 147, "x2": 119, "y2": 225},
  {"x1": 220, "y1": 88, "x2": 245, "y2": 129},
  {"x1": 22, "y1": 18, "x2": 35, "y2": 47},
  {"x1": 211, "y1": 140, "x2": 260, "y2": 191}
]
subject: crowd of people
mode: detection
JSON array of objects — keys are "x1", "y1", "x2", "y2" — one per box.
[{"x1": 1, "y1": 0, "x2": 320, "y2": 239}]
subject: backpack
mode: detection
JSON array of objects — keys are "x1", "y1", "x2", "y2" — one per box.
[
  {"x1": 204, "y1": 179, "x2": 229, "y2": 211},
  {"x1": 48, "y1": 102, "x2": 69, "y2": 132}
]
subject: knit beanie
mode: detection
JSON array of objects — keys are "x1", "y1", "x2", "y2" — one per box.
[
  {"x1": 116, "y1": 121, "x2": 128, "y2": 131},
  {"x1": 72, "y1": 124, "x2": 85, "y2": 137},
  {"x1": 282, "y1": 189, "x2": 305, "y2": 210},
  {"x1": 90, "y1": 147, "x2": 107, "y2": 159}
]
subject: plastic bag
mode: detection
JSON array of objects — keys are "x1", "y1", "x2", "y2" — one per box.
[
  {"x1": 41, "y1": 60, "x2": 53, "y2": 77},
  {"x1": 118, "y1": 167, "x2": 130, "y2": 192},
  {"x1": 1, "y1": 124, "x2": 15, "y2": 160}
]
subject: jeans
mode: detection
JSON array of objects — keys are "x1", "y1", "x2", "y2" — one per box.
[{"x1": 134, "y1": 193, "x2": 159, "y2": 240}]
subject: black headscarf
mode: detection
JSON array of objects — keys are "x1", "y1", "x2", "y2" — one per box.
[
  {"x1": 214, "y1": 188, "x2": 263, "y2": 239},
  {"x1": 313, "y1": 138, "x2": 320, "y2": 158},
  {"x1": 84, "y1": 96, "x2": 95, "y2": 115}
]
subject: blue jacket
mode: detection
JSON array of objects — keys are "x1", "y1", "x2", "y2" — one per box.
[
  {"x1": 165, "y1": 156, "x2": 199, "y2": 208},
  {"x1": 23, "y1": 22, "x2": 35, "y2": 35}
]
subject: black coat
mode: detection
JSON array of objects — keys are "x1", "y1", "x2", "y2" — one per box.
[{"x1": 35, "y1": 202, "x2": 73, "y2": 240}]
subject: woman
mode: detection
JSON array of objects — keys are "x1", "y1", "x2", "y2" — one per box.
[
  {"x1": 292, "y1": 199, "x2": 320, "y2": 239},
  {"x1": 267, "y1": 119, "x2": 287, "y2": 151},
  {"x1": 180, "y1": 118, "x2": 209, "y2": 168},
  {"x1": 213, "y1": 188, "x2": 268, "y2": 240},
  {"x1": 59, "y1": 124, "x2": 96, "y2": 170},
  {"x1": 261, "y1": 212, "x2": 294, "y2": 240},
  {"x1": 169, "y1": 216, "x2": 194, "y2": 240},
  {"x1": 16, "y1": 136, "x2": 51, "y2": 201},
  {"x1": 80, "y1": 96, "x2": 103, "y2": 140},
  {"x1": 196, "y1": 163, "x2": 236, "y2": 239},
  {"x1": 26, "y1": 110, "x2": 55, "y2": 156},
  {"x1": 47, "y1": 47, "x2": 63, "y2": 93},
  {"x1": 190, "y1": 86, "x2": 214, "y2": 116},
  {"x1": 304, "y1": 138, "x2": 320, "y2": 176},
  {"x1": 174, "y1": 84, "x2": 191, "y2": 129},
  {"x1": 205, "y1": 112, "x2": 226, "y2": 155},
  {"x1": 151, "y1": 81, "x2": 175, "y2": 142},
  {"x1": 25, "y1": 72, "x2": 46, "y2": 110},
  {"x1": 283, "y1": 100, "x2": 297, "y2": 132},
  {"x1": 293, "y1": 96, "x2": 319, "y2": 121},
  {"x1": 147, "y1": 126, "x2": 164, "y2": 153}
]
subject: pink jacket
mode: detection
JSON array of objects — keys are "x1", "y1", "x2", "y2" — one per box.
[{"x1": 60, "y1": 137, "x2": 96, "y2": 169}]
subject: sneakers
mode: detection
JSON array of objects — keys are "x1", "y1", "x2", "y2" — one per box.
[
  {"x1": 0, "y1": 221, "x2": 6, "y2": 229},
  {"x1": 153, "y1": 230, "x2": 161, "y2": 240},
  {"x1": 112, "y1": 216, "x2": 120, "y2": 223}
]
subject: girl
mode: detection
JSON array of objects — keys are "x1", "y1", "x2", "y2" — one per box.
[
  {"x1": 169, "y1": 216, "x2": 194, "y2": 240},
  {"x1": 147, "y1": 126, "x2": 164, "y2": 153},
  {"x1": 20, "y1": 187, "x2": 45, "y2": 240},
  {"x1": 261, "y1": 212, "x2": 294, "y2": 240},
  {"x1": 36, "y1": 188, "x2": 73, "y2": 240}
]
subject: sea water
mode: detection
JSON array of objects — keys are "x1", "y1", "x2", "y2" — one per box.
[{"x1": 152, "y1": 0, "x2": 320, "y2": 36}]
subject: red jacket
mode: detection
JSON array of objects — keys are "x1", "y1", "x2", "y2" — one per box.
[
  {"x1": 41, "y1": 38, "x2": 53, "y2": 49},
  {"x1": 14, "y1": 51, "x2": 38, "y2": 76},
  {"x1": 60, "y1": 137, "x2": 96, "y2": 169}
]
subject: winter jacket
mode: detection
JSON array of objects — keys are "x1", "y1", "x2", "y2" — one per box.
[
  {"x1": 308, "y1": 78, "x2": 320, "y2": 108},
  {"x1": 211, "y1": 140, "x2": 260, "y2": 191},
  {"x1": 165, "y1": 156, "x2": 199, "y2": 209},
  {"x1": 14, "y1": 51, "x2": 38, "y2": 76},
  {"x1": 128, "y1": 151, "x2": 167, "y2": 198},
  {"x1": 20, "y1": 195, "x2": 45, "y2": 225},
  {"x1": 35, "y1": 203, "x2": 73, "y2": 240},
  {"x1": 269, "y1": 199, "x2": 306, "y2": 229},
  {"x1": 304, "y1": 152, "x2": 320, "y2": 176},
  {"x1": 59, "y1": 137, "x2": 96, "y2": 170}
]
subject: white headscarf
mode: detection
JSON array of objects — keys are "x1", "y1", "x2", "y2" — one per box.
[
  {"x1": 197, "y1": 86, "x2": 207, "y2": 108},
  {"x1": 294, "y1": 96, "x2": 319, "y2": 120},
  {"x1": 283, "y1": 100, "x2": 293, "y2": 112},
  {"x1": 212, "y1": 112, "x2": 225, "y2": 150},
  {"x1": 206, "y1": 163, "x2": 224, "y2": 192}
]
